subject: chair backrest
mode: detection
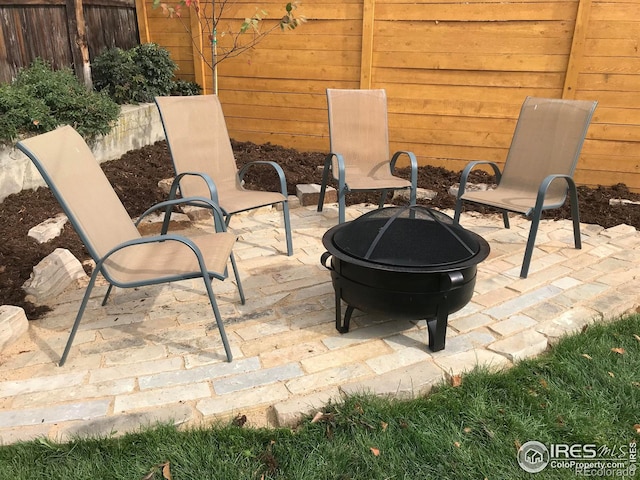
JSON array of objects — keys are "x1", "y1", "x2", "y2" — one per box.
[
  {"x1": 16, "y1": 126, "x2": 140, "y2": 261},
  {"x1": 501, "y1": 96, "x2": 597, "y2": 202},
  {"x1": 155, "y1": 95, "x2": 240, "y2": 198},
  {"x1": 326, "y1": 88, "x2": 391, "y2": 175}
]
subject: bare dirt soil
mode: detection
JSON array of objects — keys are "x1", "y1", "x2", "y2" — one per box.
[{"x1": 1, "y1": 140, "x2": 639, "y2": 319}]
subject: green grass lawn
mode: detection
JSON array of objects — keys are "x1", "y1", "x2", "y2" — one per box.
[{"x1": 1, "y1": 314, "x2": 639, "y2": 479}]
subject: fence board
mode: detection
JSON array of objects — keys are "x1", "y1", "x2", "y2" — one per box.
[{"x1": 0, "y1": 0, "x2": 138, "y2": 84}]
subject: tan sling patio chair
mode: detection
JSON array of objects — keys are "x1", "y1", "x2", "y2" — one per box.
[
  {"x1": 453, "y1": 96, "x2": 598, "y2": 278},
  {"x1": 17, "y1": 125, "x2": 245, "y2": 365},
  {"x1": 318, "y1": 88, "x2": 418, "y2": 223},
  {"x1": 155, "y1": 95, "x2": 293, "y2": 256}
]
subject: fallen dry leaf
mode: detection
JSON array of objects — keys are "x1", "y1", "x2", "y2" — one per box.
[
  {"x1": 381, "y1": 421, "x2": 388, "y2": 431},
  {"x1": 463, "y1": 427, "x2": 472, "y2": 434},
  {"x1": 581, "y1": 353, "x2": 593, "y2": 360},
  {"x1": 450, "y1": 374, "x2": 463, "y2": 387},
  {"x1": 611, "y1": 347, "x2": 626, "y2": 355},
  {"x1": 608, "y1": 371, "x2": 616, "y2": 378},
  {"x1": 162, "y1": 462, "x2": 172, "y2": 480},
  {"x1": 633, "y1": 334, "x2": 640, "y2": 342},
  {"x1": 232, "y1": 414, "x2": 247, "y2": 427},
  {"x1": 370, "y1": 447, "x2": 380, "y2": 456},
  {"x1": 539, "y1": 378, "x2": 549, "y2": 389},
  {"x1": 311, "y1": 411, "x2": 334, "y2": 424},
  {"x1": 454, "y1": 441, "x2": 461, "y2": 448},
  {"x1": 634, "y1": 424, "x2": 640, "y2": 434}
]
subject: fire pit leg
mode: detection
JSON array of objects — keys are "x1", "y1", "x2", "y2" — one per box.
[
  {"x1": 334, "y1": 287, "x2": 355, "y2": 333},
  {"x1": 426, "y1": 299, "x2": 448, "y2": 352}
]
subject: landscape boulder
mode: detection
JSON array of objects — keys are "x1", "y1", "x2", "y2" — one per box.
[{"x1": 22, "y1": 248, "x2": 87, "y2": 304}]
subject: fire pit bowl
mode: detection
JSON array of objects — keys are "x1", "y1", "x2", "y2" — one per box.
[{"x1": 321, "y1": 206, "x2": 490, "y2": 352}]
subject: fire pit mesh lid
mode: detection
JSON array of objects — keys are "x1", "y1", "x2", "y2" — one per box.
[{"x1": 332, "y1": 206, "x2": 482, "y2": 268}]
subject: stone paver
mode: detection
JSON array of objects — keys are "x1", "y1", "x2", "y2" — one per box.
[{"x1": 0, "y1": 204, "x2": 639, "y2": 444}]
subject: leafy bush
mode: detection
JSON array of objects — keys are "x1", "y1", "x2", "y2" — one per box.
[
  {"x1": 92, "y1": 43, "x2": 200, "y2": 104},
  {"x1": 0, "y1": 59, "x2": 120, "y2": 144},
  {"x1": 171, "y1": 79, "x2": 203, "y2": 96}
]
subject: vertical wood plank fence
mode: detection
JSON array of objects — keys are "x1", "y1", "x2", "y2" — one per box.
[{"x1": 0, "y1": 0, "x2": 139, "y2": 85}]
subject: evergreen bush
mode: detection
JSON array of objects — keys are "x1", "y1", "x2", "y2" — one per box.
[
  {"x1": 92, "y1": 43, "x2": 201, "y2": 104},
  {"x1": 0, "y1": 59, "x2": 120, "y2": 144}
]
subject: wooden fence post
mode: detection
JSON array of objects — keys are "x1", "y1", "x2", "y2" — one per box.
[
  {"x1": 562, "y1": 0, "x2": 592, "y2": 99},
  {"x1": 360, "y1": 0, "x2": 375, "y2": 89},
  {"x1": 65, "y1": 0, "x2": 92, "y2": 89},
  {"x1": 135, "y1": 0, "x2": 151, "y2": 43}
]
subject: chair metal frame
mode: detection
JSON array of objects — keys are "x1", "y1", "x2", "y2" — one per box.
[
  {"x1": 17, "y1": 126, "x2": 245, "y2": 366},
  {"x1": 155, "y1": 95, "x2": 293, "y2": 256},
  {"x1": 453, "y1": 96, "x2": 598, "y2": 278},
  {"x1": 317, "y1": 88, "x2": 418, "y2": 224}
]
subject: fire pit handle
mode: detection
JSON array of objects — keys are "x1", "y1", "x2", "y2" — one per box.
[
  {"x1": 444, "y1": 271, "x2": 465, "y2": 289},
  {"x1": 321, "y1": 252, "x2": 334, "y2": 271}
]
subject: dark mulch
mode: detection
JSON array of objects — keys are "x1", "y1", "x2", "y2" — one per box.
[{"x1": 1, "y1": 140, "x2": 639, "y2": 319}]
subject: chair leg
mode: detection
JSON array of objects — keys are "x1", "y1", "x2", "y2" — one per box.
[
  {"x1": 378, "y1": 189, "x2": 388, "y2": 209},
  {"x1": 101, "y1": 284, "x2": 114, "y2": 306},
  {"x1": 520, "y1": 214, "x2": 541, "y2": 278},
  {"x1": 317, "y1": 159, "x2": 332, "y2": 213},
  {"x1": 202, "y1": 274, "x2": 233, "y2": 362},
  {"x1": 453, "y1": 198, "x2": 463, "y2": 223},
  {"x1": 59, "y1": 268, "x2": 101, "y2": 366},
  {"x1": 502, "y1": 211, "x2": 510, "y2": 229},
  {"x1": 569, "y1": 184, "x2": 582, "y2": 249},
  {"x1": 282, "y1": 200, "x2": 294, "y2": 256},
  {"x1": 229, "y1": 252, "x2": 245, "y2": 305},
  {"x1": 338, "y1": 191, "x2": 346, "y2": 224}
]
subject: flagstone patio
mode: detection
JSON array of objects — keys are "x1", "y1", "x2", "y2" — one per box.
[{"x1": 1, "y1": 202, "x2": 638, "y2": 445}]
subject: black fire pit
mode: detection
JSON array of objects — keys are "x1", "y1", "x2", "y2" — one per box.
[{"x1": 321, "y1": 206, "x2": 490, "y2": 352}]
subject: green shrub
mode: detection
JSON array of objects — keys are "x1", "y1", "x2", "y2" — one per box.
[
  {"x1": 171, "y1": 79, "x2": 203, "y2": 96},
  {"x1": 0, "y1": 59, "x2": 120, "y2": 144},
  {"x1": 92, "y1": 43, "x2": 202, "y2": 104},
  {"x1": 134, "y1": 43, "x2": 177, "y2": 99}
]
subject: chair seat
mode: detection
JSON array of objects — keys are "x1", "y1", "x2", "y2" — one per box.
[
  {"x1": 219, "y1": 188, "x2": 286, "y2": 215},
  {"x1": 461, "y1": 187, "x2": 566, "y2": 215},
  {"x1": 103, "y1": 231, "x2": 236, "y2": 285},
  {"x1": 344, "y1": 169, "x2": 412, "y2": 191}
]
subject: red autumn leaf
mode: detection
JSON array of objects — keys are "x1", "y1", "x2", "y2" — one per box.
[{"x1": 370, "y1": 447, "x2": 380, "y2": 456}]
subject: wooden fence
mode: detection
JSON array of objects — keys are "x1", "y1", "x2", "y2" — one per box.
[
  {"x1": 102, "y1": 1, "x2": 640, "y2": 192},
  {"x1": 0, "y1": 0, "x2": 140, "y2": 85}
]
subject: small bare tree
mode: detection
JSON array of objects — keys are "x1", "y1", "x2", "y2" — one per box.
[{"x1": 152, "y1": 0, "x2": 305, "y2": 93}]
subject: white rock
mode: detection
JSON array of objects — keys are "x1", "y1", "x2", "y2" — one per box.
[
  {"x1": 27, "y1": 213, "x2": 68, "y2": 243},
  {"x1": 22, "y1": 248, "x2": 86, "y2": 304},
  {"x1": 393, "y1": 187, "x2": 437, "y2": 202}
]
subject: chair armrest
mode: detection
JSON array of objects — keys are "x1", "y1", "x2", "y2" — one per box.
[
  {"x1": 97, "y1": 233, "x2": 227, "y2": 285},
  {"x1": 238, "y1": 161, "x2": 288, "y2": 197},
  {"x1": 390, "y1": 150, "x2": 418, "y2": 190},
  {"x1": 135, "y1": 196, "x2": 227, "y2": 233},
  {"x1": 324, "y1": 152, "x2": 347, "y2": 190},
  {"x1": 457, "y1": 161, "x2": 503, "y2": 199},
  {"x1": 533, "y1": 174, "x2": 576, "y2": 214},
  {"x1": 167, "y1": 171, "x2": 220, "y2": 205}
]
